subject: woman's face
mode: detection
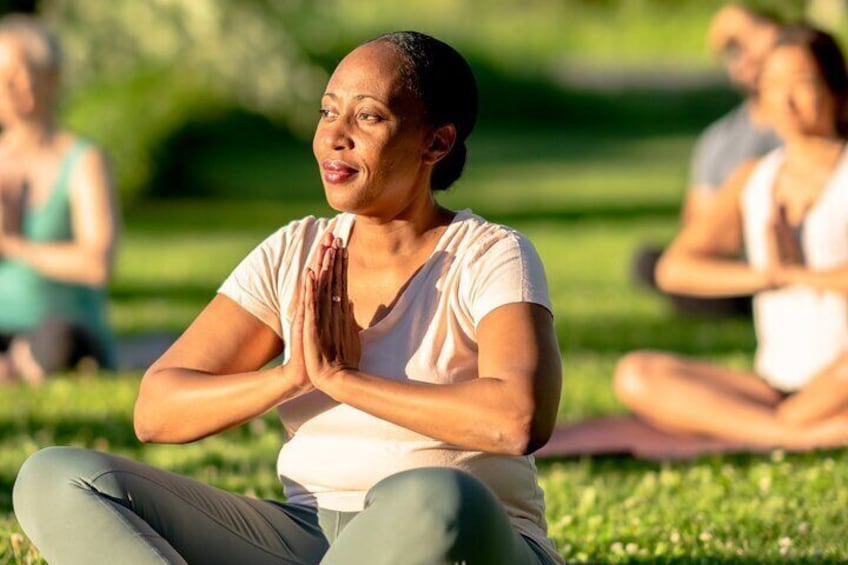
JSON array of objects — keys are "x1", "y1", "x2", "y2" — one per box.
[
  {"x1": 759, "y1": 45, "x2": 838, "y2": 139},
  {"x1": 313, "y1": 42, "x2": 433, "y2": 216},
  {"x1": 0, "y1": 38, "x2": 33, "y2": 125}
]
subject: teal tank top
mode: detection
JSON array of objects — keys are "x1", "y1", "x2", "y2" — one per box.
[{"x1": 0, "y1": 140, "x2": 116, "y2": 368}]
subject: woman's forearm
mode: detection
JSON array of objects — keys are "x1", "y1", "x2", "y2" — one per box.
[
  {"x1": 8, "y1": 238, "x2": 112, "y2": 286},
  {"x1": 134, "y1": 364, "x2": 309, "y2": 444},
  {"x1": 317, "y1": 369, "x2": 544, "y2": 455},
  {"x1": 656, "y1": 254, "x2": 771, "y2": 297},
  {"x1": 782, "y1": 265, "x2": 848, "y2": 293}
]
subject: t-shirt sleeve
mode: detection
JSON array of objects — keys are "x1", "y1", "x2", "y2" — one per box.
[
  {"x1": 464, "y1": 231, "x2": 553, "y2": 327},
  {"x1": 218, "y1": 230, "x2": 284, "y2": 337},
  {"x1": 689, "y1": 124, "x2": 724, "y2": 193}
]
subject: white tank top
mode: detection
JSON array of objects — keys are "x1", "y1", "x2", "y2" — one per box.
[{"x1": 742, "y1": 147, "x2": 848, "y2": 391}]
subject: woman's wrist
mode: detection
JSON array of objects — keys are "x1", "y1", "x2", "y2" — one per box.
[
  {"x1": 313, "y1": 366, "x2": 355, "y2": 399},
  {"x1": 760, "y1": 263, "x2": 790, "y2": 291},
  {"x1": 274, "y1": 363, "x2": 313, "y2": 403},
  {"x1": 1, "y1": 234, "x2": 25, "y2": 259}
]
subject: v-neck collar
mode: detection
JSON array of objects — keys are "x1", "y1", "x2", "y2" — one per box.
[
  {"x1": 332, "y1": 209, "x2": 471, "y2": 337},
  {"x1": 769, "y1": 144, "x2": 848, "y2": 225}
]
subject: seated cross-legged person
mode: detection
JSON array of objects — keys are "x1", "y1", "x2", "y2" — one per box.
[
  {"x1": 615, "y1": 25, "x2": 848, "y2": 451},
  {"x1": 13, "y1": 32, "x2": 565, "y2": 564},
  {"x1": 0, "y1": 15, "x2": 118, "y2": 383}
]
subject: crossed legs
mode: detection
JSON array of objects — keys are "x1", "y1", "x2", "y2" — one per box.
[
  {"x1": 14, "y1": 447, "x2": 554, "y2": 564},
  {"x1": 614, "y1": 350, "x2": 848, "y2": 449}
]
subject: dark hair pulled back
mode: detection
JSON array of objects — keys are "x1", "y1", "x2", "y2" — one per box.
[
  {"x1": 370, "y1": 31, "x2": 478, "y2": 191},
  {"x1": 775, "y1": 24, "x2": 848, "y2": 137}
]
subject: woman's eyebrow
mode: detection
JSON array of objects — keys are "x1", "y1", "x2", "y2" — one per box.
[{"x1": 322, "y1": 92, "x2": 389, "y2": 105}]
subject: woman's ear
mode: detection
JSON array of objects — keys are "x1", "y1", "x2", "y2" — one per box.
[{"x1": 422, "y1": 124, "x2": 457, "y2": 165}]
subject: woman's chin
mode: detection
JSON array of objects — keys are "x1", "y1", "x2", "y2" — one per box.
[{"x1": 324, "y1": 191, "x2": 363, "y2": 214}]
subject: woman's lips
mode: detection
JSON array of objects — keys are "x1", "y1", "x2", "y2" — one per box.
[{"x1": 322, "y1": 160, "x2": 359, "y2": 184}]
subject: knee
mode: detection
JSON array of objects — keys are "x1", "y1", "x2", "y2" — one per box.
[
  {"x1": 15, "y1": 446, "x2": 79, "y2": 497},
  {"x1": 14, "y1": 447, "x2": 110, "y2": 525},
  {"x1": 614, "y1": 351, "x2": 668, "y2": 407},
  {"x1": 14, "y1": 447, "x2": 79, "y2": 531},
  {"x1": 367, "y1": 467, "x2": 498, "y2": 536}
]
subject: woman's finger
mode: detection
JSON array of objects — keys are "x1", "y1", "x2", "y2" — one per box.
[
  {"x1": 291, "y1": 280, "x2": 306, "y2": 349},
  {"x1": 303, "y1": 269, "x2": 316, "y2": 336},
  {"x1": 320, "y1": 244, "x2": 334, "y2": 278},
  {"x1": 331, "y1": 239, "x2": 343, "y2": 306},
  {"x1": 288, "y1": 272, "x2": 311, "y2": 375},
  {"x1": 340, "y1": 244, "x2": 349, "y2": 308},
  {"x1": 339, "y1": 245, "x2": 355, "y2": 359},
  {"x1": 313, "y1": 240, "x2": 328, "y2": 273},
  {"x1": 318, "y1": 247, "x2": 336, "y2": 347},
  {"x1": 330, "y1": 242, "x2": 345, "y2": 357}
]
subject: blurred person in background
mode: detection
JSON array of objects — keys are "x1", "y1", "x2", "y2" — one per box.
[
  {"x1": 632, "y1": 2, "x2": 782, "y2": 317},
  {"x1": 616, "y1": 25, "x2": 848, "y2": 450},
  {"x1": 0, "y1": 14, "x2": 119, "y2": 384},
  {"x1": 13, "y1": 31, "x2": 564, "y2": 564}
]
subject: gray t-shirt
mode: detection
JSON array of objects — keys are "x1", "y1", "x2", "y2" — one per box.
[{"x1": 689, "y1": 103, "x2": 781, "y2": 193}]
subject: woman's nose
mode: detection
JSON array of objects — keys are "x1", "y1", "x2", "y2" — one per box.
[{"x1": 322, "y1": 118, "x2": 354, "y2": 151}]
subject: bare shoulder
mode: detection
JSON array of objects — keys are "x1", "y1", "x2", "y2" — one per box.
[
  {"x1": 75, "y1": 140, "x2": 110, "y2": 175},
  {"x1": 66, "y1": 137, "x2": 114, "y2": 197}
]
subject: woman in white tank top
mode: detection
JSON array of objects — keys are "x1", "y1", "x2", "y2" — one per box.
[{"x1": 614, "y1": 24, "x2": 848, "y2": 450}]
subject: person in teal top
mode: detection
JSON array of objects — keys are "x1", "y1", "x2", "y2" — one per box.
[{"x1": 0, "y1": 15, "x2": 119, "y2": 383}]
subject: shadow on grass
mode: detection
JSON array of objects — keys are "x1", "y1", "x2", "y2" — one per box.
[
  {"x1": 125, "y1": 200, "x2": 681, "y2": 238},
  {"x1": 125, "y1": 198, "x2": 332, "y2": 235},
  {"x1": 592, "y1": 557, "x2": 845, "y2": 564},
  {"x1": 0, "y1": 413, "x2": 137, "y2": 450},
  {"x1": 535, "y1": 446, "x2": 848, "y2": 473},
  {"x1": 0, "y1": 412, "x2": 138, "y2": 509},
  {"x1": 111, "y1": 280, "x2": 218, "y2": 303},
  {"x1": 139, "y1": 54, "x2": 737, "y2": 204},
  {"x1": 0, "y1": 413, "x2": 282, "y2": 511},
  {"x1": 483, "y1": 203, "x2": 679, "y2": 225},
  {"x1": 558, "y1": 313, "x2": 755, "y2": 357},
  {"x1": 469, "y1": 56, "x2": 738, "y2": 137}
]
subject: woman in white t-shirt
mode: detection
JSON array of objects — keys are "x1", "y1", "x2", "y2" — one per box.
[
  {"x1": 13, "y1": 32, "x2": 564, "y2": 564},
  {"x1": 615, "y1": 25, "x2": 848, "y2": 451}
]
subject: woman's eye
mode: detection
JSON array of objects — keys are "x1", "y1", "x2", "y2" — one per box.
[
  {"x1": 318, "y1": 108, "x2": 336, "y2": 119},
  {"x1": 358, "y1": 112, "x2": 384, "y2": 123}
]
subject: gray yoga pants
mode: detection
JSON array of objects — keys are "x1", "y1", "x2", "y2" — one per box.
[{"x1": 13, "y1": 446, "x2": 555, "y2": 564}]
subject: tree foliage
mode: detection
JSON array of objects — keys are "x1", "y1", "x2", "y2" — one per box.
[{"x1": 42, "y1": 0, "x2": 329, "y2": 203}]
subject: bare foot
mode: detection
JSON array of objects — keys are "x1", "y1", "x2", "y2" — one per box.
[
  {"x1": 9, "y1": 339, "x2": 45, "y2": 385},
  {"x1": 792, "y1": 414, "x2": 848, "y2": 450}
]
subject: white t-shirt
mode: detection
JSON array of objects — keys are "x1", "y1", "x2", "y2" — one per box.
[{"x1": 219, "y1": 209, "x2": 562, "y2": 563}]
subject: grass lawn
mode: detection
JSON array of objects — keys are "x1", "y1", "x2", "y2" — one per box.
[{"x1": 2, "y1": 126, "x2": 847, "y2": 563}]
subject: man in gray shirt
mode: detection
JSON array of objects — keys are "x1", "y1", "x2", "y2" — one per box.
[
  {"x1": 634, "y1": 3, "x2": 782, "y2": 317},
  {"x1": 689, "y1": 103, "x2": 781, "y2": 207}
]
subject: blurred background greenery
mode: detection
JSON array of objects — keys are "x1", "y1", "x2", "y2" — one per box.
[
  {"x1": 2, "y1": 0, "x2": 836, "y2": 206},
  {"x1": 13, "y1": 0, "x2": 832, "y2": 338}
]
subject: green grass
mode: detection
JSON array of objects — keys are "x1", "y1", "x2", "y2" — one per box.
[{"x1": 3, "y1": 126, "x2": 847, "y2": 563}]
